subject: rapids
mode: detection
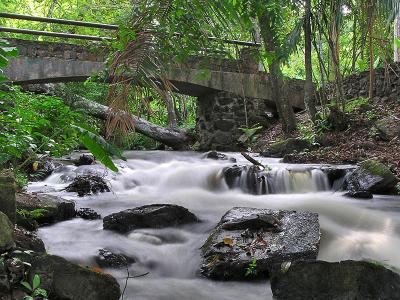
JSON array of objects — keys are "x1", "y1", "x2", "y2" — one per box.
[{"x1": 28, "y1": 151, "x2": 400, "y2": 300}]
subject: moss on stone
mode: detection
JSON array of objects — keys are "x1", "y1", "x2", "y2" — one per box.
[
  {"x1": 360, "y1": 160, "x2": 395, "y2": 179},
  {"x1": 0, "y1": 212, "x2": 15, "y2": 252}
]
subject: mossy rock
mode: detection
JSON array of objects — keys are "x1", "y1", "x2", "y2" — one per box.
[
  {"x1": 0, "y1": 212, "x2": 15, "y2": 252},
  {"x1": 0, "y1": 169, "x2": 16, "y2": 224},
  {"x1": 29, "y1": 254, "x2": 121, "y2": 300},
  {"x1": 346, "y1": 159, "x2": 398, "y2": 194},
  {"x1": 261, "y1": 138, "x2": 311, "y2": 158}
]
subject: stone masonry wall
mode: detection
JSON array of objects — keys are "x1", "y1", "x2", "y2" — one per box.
[
  {"x1": 7, "y1": 39, "x2": 106, "y2": 62},
  {"x1": 197, "y1": 91, "x2": 274, "y2": 151},
  {"x1": 326, "y1": 63, "x2": 400, "y2": 101}
]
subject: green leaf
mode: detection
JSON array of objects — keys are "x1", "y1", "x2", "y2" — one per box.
[
  {"x1": 21, "y1": 281, "x2": 32, "y2": 291},
  {"x1": 33, "y1": 287, "x2": 48, "y2": 297},
  {"x1": 395, "y1": 37, "x2": 400, "y2": 48},
  {"x1": 71, "y1": 125, "x2": 125, "y2": 160},
  {"x1": 32, "y1": 274, "x2": 41, "y2": 290},
  {"x1": 72, "y1": 125, "x2": 121, "y2": 172},
  {"x1": 80, "y1": 134, "x2": 118, "y2": 172},
  {"x1": 0, "y1": 54, "x2": 9, "y2": 68}
]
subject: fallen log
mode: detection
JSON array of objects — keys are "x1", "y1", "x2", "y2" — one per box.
[{"x1": 52, "y1": 86, "x2": 190, "y2": 149}]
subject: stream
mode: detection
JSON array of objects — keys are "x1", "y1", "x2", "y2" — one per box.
[{"x1": 27, "y1": 151, "x2": 400, "y2": 300}]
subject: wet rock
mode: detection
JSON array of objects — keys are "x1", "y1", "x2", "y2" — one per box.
[
  {"x1": 29, "y1": 157, "x2": 62, "y2": 181},
  {"x1": 66, "y1": 175, "x2": 110, "y2": 197},
  {"x1": 375, "y1": 116, "x2": 400, "y2": 141},
  {"x1": 103, "y1": 204, "x2": 199, "y2": 233},
  {"x1": 344, "y1": 190, "x2": 373, "y2": 199},
  {"x1": 95, "y1": 249, "x2": 135, "y2": 269},
  {"x1": 271, "y1": 260, "x2": 400, "y2": 300},
  {"x1": 74, "y1": 154, "x2": 95, "y2": 166},
  {"x1": 320, "y1": 166, "x2": 354, "y2": 187},
  {"x1": 345, "y1": 159, "x2": 398, "y2": 194},
  {"x1": 77, "y1": 208, "x2": 101, "y2": 220},
  {"x1": 16, "y1": 213, "x2": 39, "y2": 232},
  {"x1": 0, "y1": 263, "x2": 10, "y2": 297},
  {"x1": 223, "y1": 165, "x2": 243, "y2": 188},
  {"x1": 0, "y1": 212, "x2": 15, "y2": 253},
  {"x1": 0, "y1": 170, "x2": 16, "y2": 224},
  {"x1": 260, "y1": 138, "x2": 311, "y2": 158},
  {"x1": 200, "y1": 207, "x2": 320, "y2": 280},
  {"x1": 16, "y1": 193, "x2": 76, "y2": 225},
  {"x1": 203, "y1": 151, "x2": 236, "y2": 162},
  {"x1": 13, "y1": 227, "x2": 46, "y2": 253},
  {"x1": 29, "y1": 254, "x2": 121, "y2": 300}
]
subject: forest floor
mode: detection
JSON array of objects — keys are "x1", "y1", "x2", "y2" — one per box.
[{"x1": 255, "y1": 97, "x2": 400, "y2": 178}]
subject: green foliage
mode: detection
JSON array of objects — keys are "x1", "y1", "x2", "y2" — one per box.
[
  {"x1": 344, "y1": 97, "x2": 369, "y2": 113},
  {"x1": 0, "y1": 39, "x2": 18, "y2": 82},
  {"x1": 238, "y1": 124, "x2": 263, "y2": 147},
  {"x1": 0, "y1": 87, "x2": 94, "y2": 167},
  {"x1": 22, "y1": 274, "x2": 49, "y2": 300},
  {"x1": 245, "y1": 256, "x2": 257, "y2": 277},
  {"x1": 14, "y1": 170, "x2": 29, "y2": 190},
  {"x1": 297, "y1": 123, "x2": 318, "y2": 145},
  {"x1": 17, "y1": 209, "x2": 47, "y2": 220}
]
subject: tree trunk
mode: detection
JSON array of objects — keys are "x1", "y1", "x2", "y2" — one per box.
[
  {"x1": 163, "y1": 91, "x2": 178, "y2": 128},
  {"x1": 351, "y1": 10, "x2": 358, "y2": 73},
  {"x1": 258, "y1": 13, "x2": 296, "y2": 133},
  {"x1": 304, "y1": 0, "x2": 317, "y2": 123},
  {"x1": 58, "y1": 90, "x2": 190, "y2": 149},
  {"x1": 395, "y1": 15, "x2": 400, "y2": 62},
  {"x1": 367, "y1": 0, "x2": 375, "y2": 100}
]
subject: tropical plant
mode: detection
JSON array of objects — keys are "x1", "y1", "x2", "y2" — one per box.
[
  {"x1": 21, "y1": 274, "x2": 49, "y2": 300},
  {"x1": 0, "y1": 38, "x2": 18, "y2": 82}
]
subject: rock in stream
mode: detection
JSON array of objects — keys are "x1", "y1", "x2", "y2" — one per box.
[
  {"x1": 271, "y1": 260, "x2": 400, "y2": 300},
  {"x1": 200, "y1": 207, "x2": 320, "y2": 280},
  {"x1": 103, "y1": 204, "x2": 199, "y2": 233}
]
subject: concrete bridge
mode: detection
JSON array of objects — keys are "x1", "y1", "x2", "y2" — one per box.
[{"x1": 4, "y1": 39, "x2": 307, "y2": 150}]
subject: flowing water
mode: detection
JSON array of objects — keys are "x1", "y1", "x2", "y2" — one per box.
[{"x1": 28, "y1": 151, "x2": 400, "y2": 300}]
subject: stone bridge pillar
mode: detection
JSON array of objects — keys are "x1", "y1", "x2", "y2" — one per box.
[{"x1": 196, "y1": 92, "x2": 274, "y2": 151}]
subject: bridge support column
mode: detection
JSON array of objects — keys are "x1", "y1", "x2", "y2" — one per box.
[{"x1": 196, "y1": 91, "x2": 274, "y2": 151}]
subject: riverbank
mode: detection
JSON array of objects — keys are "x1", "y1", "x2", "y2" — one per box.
[{"x1": 255, "y1": 96, "x2": 400, "y2": 178}]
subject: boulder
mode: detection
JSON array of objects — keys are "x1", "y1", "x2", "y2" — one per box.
[
  {"x1": 0, "y1": 212, "x2": 15, "y2": 253},
  {"x1": 29, "y1": 254, "x2": 121, "y2": 300},
  {"x1": 375, "y1": 116, "x2": 400, "y2": 141},
  {"x1": 200, "y1": 207, "x2": 320, "y2": 280},
  {"x1": 95, "y1": 249, "x2": 135, "y2": 269},
  {"x1": 260, "y1": 138, "x2": 311, "y2": 158},
  {"x1": 13, "y1": 227, "x2": 46, "y2": 253},
  {"x1": 344, "y1": 190, "x2": 373, "y2": 199},
  {"x1": 74, "y1": 154, "x2": 95, "y2": 166},
  {"x1": 66, "y1": 175, "x2": 110, "y2": 197},
  {"x1": 103, "y1": 204, "x2": 199, "y2": 233},
  {"x1": 77, "y1": 208, "x2": 101, "y2": 220},
  {"x1": 16, "y1": 193, "x2": 76, "y2": 225},
  {"x1": 345, "y1": 159, "x2": 398, "y2": 194},
  {"x1": 0, "y1": 170, "x2": 16, "y2": 224},
  {"x1": 203, "y1": 151, "x2": 236, "y2": 162},
  {"x1": 271, "y1": 260, "x2": 400, "y2": 300}
]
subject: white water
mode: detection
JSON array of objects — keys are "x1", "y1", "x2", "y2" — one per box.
[{"x1": 28, "y1": 151, "x2": 400, "y2": 300}]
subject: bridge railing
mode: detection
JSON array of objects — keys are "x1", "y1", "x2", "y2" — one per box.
[{"x1": 0, "y1": 12, "x2": 260, "y2": 47}]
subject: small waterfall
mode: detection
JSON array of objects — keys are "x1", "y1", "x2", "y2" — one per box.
[{"x1": 225, "y1": 166, "x2": 330, "y2": 195}]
